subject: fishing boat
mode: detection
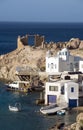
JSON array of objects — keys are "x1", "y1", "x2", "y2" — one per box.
[
  {"x1": 6, "y1": 81, "x2": 30, "y2": 93},
  {"x1": 57, "y1": 109, "x2": 66, "y2": 115},
  {"x1": 8, "y1": 103, "x2": 21, "y2": 112}
]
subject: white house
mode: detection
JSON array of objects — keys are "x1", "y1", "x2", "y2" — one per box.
[
  {"x1": 46, "y1": 48, "x2": 83, "y2": 73},
  {"x1": 45, "y1": 80, "x2": 79, "y2": 108}
]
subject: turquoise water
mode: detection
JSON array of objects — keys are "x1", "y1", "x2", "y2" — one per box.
[{"x1": 0, "y1": 83, "x2": 79, "y2": 130}]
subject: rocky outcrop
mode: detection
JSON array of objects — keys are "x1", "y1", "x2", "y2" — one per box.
[
  {"x1": 17, "y1": 34, "x2": 45, "y2": 50},
  {"x1": 0, "y1": 37, "x2": 83, "y2": 81},
  {"x1": 69, "y1": 113, "x2": 83, "y2": 130},
  {"x1": 49, "y1": 112, "x2": 83, "y2": 130},
  {"x1": 66, "y1": 38, "x2": 80, "y2": 49},
  {"x1": 0, "y1": 46, "x2": 46, "y2": 81},
  {"x1": 64, "y1": 112, "x2": 83, "y2": 130},
  {"x1": 79, "y1": 41, "x2": 83, "y2": 49},
  {"x1": 49, "y1": 122, "x2": 65, "y2": 130}
]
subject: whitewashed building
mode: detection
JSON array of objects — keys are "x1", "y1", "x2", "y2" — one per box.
[
  {"x1": 45, "y1": 80, "x2": 79, "y2": 108},
  {"x1": 46, "y1": 48, "x2": 83, "y2": 73}
]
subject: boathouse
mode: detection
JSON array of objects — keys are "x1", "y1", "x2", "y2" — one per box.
[{"x1": 45, "y1": 80, "x2": 79, "y2": 108}]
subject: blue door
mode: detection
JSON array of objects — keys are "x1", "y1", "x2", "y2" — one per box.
[
  {"x1": 48, "y1": 95, "x2": 56, "y2": 104},
  {"x1": 69, "y1": 99, "x2": 77, "y2": 108}
]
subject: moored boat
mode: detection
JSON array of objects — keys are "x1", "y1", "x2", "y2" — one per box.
[
  {"x1": 40, "y1": 103, "x2": 59, "y2": 115},
  {"x1": 57, "y1": 109, "x2": 66, "y2": 115},
  {"x1": 40, "y1": 103, "x2": 67, "y2": 115},
  {"x1": 9, "y1": 103, "x2": 21, "y2": 112},
  {"x1": 6, "y1": 81, "x2": 30, "y2": 93}
]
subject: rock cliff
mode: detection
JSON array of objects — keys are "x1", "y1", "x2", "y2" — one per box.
[
  {"x1": 0, "y1": 38, "x2": 83, "y2": 82},
  {"x1": 0, "y1": 46, "x2": 46, "y2": 81}
]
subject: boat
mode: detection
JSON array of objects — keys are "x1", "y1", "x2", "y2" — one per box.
[
  {"x1": 40, "y1": 103, "x2": 59, "y2": 115},
  {"x1": 6, "y1": 81, "x2": 30, "y2": 93},
  {"x1": 8, "y1": 103, "x2": 21, "y2": 112},
  {"x1": 57, "y1": 109, "x2": 66, "y2": 115},
  {"x1": 31, "y1": 86, "x2": 45, "y2": 92},
  {"x1": 40, "y1": 103, "x2": 67, "y2": 115}
]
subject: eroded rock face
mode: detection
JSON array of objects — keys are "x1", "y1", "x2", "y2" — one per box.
[
  {"x1": 63, "y1": 113, "x2": 83, "y2": 130},
  {"x1": 66, "y1": 38, "x2": 80, "y2": 49},
  {"x1": 0, "y1": 38, "x2": 83, "y2": 81},
  {"x1": 79, "y1": 41, "x2": 83, "y2": 49},
  {"x1": 75, "y1": 113, "x2": 83, "y2": 130},
  {"x1": 0, "y1": 47, "x2": 46, "y2": 81},
  {"x1": 76, "y1": 113, "x2": 83, "y2": 122}
]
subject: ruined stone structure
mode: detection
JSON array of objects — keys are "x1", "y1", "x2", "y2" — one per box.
[{"x1": 17, "y1": 34, "x2": 45, "y2": 49}]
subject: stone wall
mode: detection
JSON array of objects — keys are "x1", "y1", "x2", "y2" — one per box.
[
  {"x1": 35, "y1": 35, "x2": 45, "y2": 47},
  {"x1": 17, "y1": 34, "x2": 45, "y2": 49},
  {"x1": 17, "y1": 35, "x2": 28, "y2": 49}
]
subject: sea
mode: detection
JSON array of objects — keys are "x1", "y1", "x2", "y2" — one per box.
[
  {"x1": 0, "y1": 22, "x2": 83, "y2": 54},
  {"x1": 0, "y1": 22, "x2": 83, "y2": 130}
]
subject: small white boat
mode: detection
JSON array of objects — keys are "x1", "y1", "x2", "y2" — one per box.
[
  {"x1": 40, "y1": 103, "x2": 59, "y2": 115},
  {"x1": 9, "y1": 103, "x2": 21, "y2": 112},
  {"x1": 40, "y1": 103, "x2": 67, "y2": 115},
  {"x1": 57, "y1": 109, "x2": 66, "y2": 115}
]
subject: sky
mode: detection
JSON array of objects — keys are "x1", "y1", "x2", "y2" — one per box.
[{"x1": 0, "y1": 0, "x2": 83, "y2": 23}]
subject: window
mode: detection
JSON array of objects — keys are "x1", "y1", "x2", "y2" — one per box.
[
  {"x1": 59, "y1": 52, "x2": 61, "y2": 55},
  {"x1": 55, "y1": 64, "x2": 56, "y2": 68},
  {"x1": 62, "y1": 52, "x2": 64, "y2": 55},
  {"x1": 49, "y1": 86, "x2": 58, "y2": 91},
  {"x1": 48, "y1": 63, "x2": 49, "y2": 68},
  {"x1": 65, "y1": 51, "x2": 67, "y2": 55},
  {"x1": 70, "y1": 63, "x2": 73, "y2": 71},
  {"x1": 71, "y1": 87, "x2": 74, "y2": 92},
  {"x1": 74, "y1": 63, "x2": 79, "y2": 68},
  {"x1": 61, "y1": 86, "x2": 65, "y2": 94},
  {"x1": 51, "y1": 63, "x2": 54, "y2": 69}
]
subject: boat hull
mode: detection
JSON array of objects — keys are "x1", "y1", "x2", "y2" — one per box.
[
  {"x1": 40, "y1": 104, "x2": 67, "y2": 115},
  {"x1": 6, "y1": 86, "x2": 28, "y2": 93},
  {"x1": 9, "y1": 106, "x2": 19, "y2": 112}
]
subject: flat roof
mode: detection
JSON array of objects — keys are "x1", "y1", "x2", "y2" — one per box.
[
  {"x1": 13, "y1": 81, "x2": 30, "y2": 83},
  {"x1": 47, "y1": 79, "x2": 77, "y2": 84}
]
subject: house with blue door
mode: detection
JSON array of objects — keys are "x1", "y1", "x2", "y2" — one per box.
[{"x1": 45, "y1": 80, "x2": 79, "y2": 108}]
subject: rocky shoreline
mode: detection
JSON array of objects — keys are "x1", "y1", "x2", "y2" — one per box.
[
  {"x1": 49, "y1": 111, "x2": 83, "y2": 130},
  {"x1": 0, "y1": 37, "x2": 83, "y2": 129},
  {"x1": 0, "y1": 37, "x2": 83, "y2": 82}
]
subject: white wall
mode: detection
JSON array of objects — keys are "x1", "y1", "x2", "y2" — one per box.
[
  {"x1": 46, "y1": 48, "x2": 83, "y2": 73},
  {"x1": 45, "y1": 80, "x2": 79, "y2": 105},
  {"x1": 45, "y1": 82, "x2": 66, "y2": 104},
  {"x1": 46, "y1": 50, "x2": 79, "y2": 73},
  {"x1": 79, "y1": 61, "x2": 83, "y2": 73},
  {"x1": 45, "y1": 82, "x2": 61, "y2": 104},
  {"x1": 65, "y1": 82, "x2": 78, "y2": 101},
  {"x1": 46, "y1": 57, "x2": 59, "y2": 73}
]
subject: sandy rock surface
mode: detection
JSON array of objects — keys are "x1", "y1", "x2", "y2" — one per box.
[{"x1": 0, "y1": 38, "x2": 83, "y2": 81}]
